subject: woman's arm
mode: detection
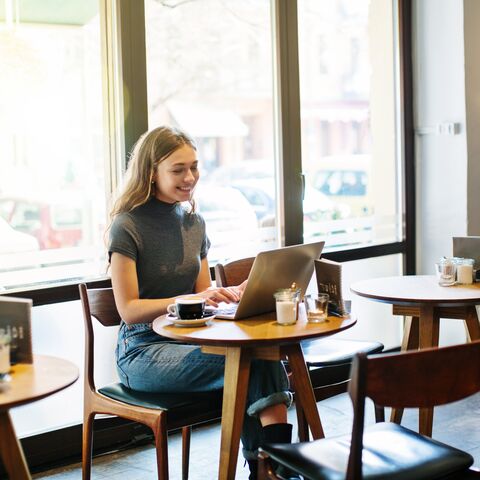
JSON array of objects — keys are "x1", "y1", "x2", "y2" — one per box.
[
  {"x1": 111, "y1": 254, "x2": 242, "y2": 324},
  {"x1": 110, "y1": 252, "x2": 175, "y2": 324}
]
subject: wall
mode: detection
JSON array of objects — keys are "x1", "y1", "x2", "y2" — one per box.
[
  {"x1": 413, "y1": 0, "x2": 468, "y2": 274},
  {"x1": 413, "y1": 0, "x2": 480, "y2": 345}
]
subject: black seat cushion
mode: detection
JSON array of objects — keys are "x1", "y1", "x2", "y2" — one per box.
[
  {"x1": 302, "y1": 338, "x2": 384, "y2": 366},
  {"x1": 99, "y1": 383, "x2": 223, "y2": 424},
  {"x1": 260, "y1": 422, "x2": 473, "y2": 480}
]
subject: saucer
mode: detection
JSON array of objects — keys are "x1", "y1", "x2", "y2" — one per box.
[{"x1": 166, "y1": 311, "x2": 215, "y2": 327}]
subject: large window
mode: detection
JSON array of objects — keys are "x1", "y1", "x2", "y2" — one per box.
[
  {"x1": 144, "y1": 0, "x2": 403, "y2": 264},
  {"x1": 0, "y1": 1, "x2": 106, "y2": 291},
  {"x1": 0, "y1": 0, "x2": 409, "y2": 295},
  {"x1": 299, "y1": 0, "x2": 402, "y2": 249}
]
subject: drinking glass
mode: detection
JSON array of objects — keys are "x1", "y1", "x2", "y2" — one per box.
[{"x1": 304, "y1": 293, "x2": 329, "y2": 323}]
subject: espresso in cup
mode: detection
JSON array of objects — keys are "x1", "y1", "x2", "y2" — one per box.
[{"x1": 167, "y1": 296, "x2": 206, "y2": 319}]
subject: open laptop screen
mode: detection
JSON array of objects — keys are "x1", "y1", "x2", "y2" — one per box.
[{"x1": 216, "y1": 241, "x2": 324, "y2": 320}]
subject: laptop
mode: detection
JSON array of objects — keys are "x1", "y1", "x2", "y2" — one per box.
[
  {"x1": 453, "y1": 236, "x2": 480, "y2": 272},
  {"x1": 215, "y1": 241, "x2": 325, "y2": 320}
]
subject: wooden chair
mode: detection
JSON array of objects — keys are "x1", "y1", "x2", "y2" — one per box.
[
  {"x1": 214, "y1": 257, "x2": 384, "y2": 440},
  {"x1": 79, "y1": 283, "x2": 223, "y2": 480},
  {"x1": 258, "y1": 341, "x2": 480, "y2": 480}
]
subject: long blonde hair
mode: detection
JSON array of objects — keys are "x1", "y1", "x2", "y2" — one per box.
[{"x1": 109, "y1": 126, "x2": 196, "y2": 220}]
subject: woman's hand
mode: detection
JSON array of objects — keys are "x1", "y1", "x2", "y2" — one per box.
[{"x1": 198, "y1": 286, "x2": 241, "y2": 307}]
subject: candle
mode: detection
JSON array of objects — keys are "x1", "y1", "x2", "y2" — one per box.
[
  {"x1": 276, "y1": 301, "x2": 296, "y2": 325},
  {"x1": 457, "y1": 264, "x2": 473, "y2": 284},
  {"x1": 0, "y1": 343, "x2": 10, "y2": 375}
]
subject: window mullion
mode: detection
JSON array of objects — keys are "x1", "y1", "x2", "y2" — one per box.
[{"x1": 272, "y1": 0, "x2": 303, "y2": 246}]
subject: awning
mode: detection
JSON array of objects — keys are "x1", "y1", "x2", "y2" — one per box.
[{"x1": 167, "y1": 101, "x2": 249, "y2": 138}]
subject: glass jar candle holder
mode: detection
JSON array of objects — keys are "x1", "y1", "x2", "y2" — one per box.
[
  {"x1": 274, "y1": 287, "x2": 301, "y2": 325},
  {"x1": 456, "y1": 258, "x2": 475, "y2": 285}
]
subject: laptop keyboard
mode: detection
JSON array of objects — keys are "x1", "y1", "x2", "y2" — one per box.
[{"x1": 214, "y1": 302, "x2": 238, "y2": 316}]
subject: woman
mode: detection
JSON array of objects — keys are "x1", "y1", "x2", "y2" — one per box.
[{"x1": 108, "y1": 126, "x2": 296, "y2": 479}]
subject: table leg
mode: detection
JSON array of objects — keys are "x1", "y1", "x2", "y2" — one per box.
[
  {"x1": 0, "y1": 411, "x2": 31, "y2": 480},
  {"x1": 418, "y1": 305, "x2": 438, "y2": 349},
  {"x1": 218, "y1": 347, "x2": 251, "y2": 480},
  {"x1": 390, "y1": 316, "x2": 419, "y2": 424},
  {"x1": 418, "y1": 305, "x2": 439, "y2": 437},
  {"x1": 402, "y1": 316, "x2": 420, "y2": 351},
  {"x1": 283, "y1": 344, "x2": 325, "y2": 440},
  {"x1": 465, "y1": 306, "x2": 480, "y2": 342}
]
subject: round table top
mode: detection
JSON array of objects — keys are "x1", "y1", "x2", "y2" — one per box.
[
  {"x1": 152, "y1": 304, "x2": 356, "y2": 347},
  {"x1": 0, "y1": 354, "x2": 79, "y2": 411},
  {"x1": 351, "y1": 275, "x2": 480, "y2": 307}
]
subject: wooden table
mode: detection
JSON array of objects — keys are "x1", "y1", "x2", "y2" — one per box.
[
  {"x1": 0, "y1": 355, "x2": 79, "y2": 479},
  {"x1": 351, "y1": 275, "x2": 480, "y2": 436},
  {"x1": 153, "y1": 305, "x2": 355, "y2": 480}
]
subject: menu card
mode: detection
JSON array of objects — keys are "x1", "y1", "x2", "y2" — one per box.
[
  {"x1": 314, "y1": 258, "x2": 349, "y2": 316},
  {"x1": 0, "y1": 296, "x2": 33, "y2": 364}
]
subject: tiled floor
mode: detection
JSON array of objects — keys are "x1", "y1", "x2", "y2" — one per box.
[{"x1": 32, "y1": 392, "x2": 480, "y2": 479}]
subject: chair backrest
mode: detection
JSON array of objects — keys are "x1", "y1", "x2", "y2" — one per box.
[
  {"x1": 214, "y1": 257, "x2": 255, "y2": 287},
  {"x1": 346, "y1": 341, "x2": 480, "y2": 479},
  {"x1": 79, "y1": 283, "x2": 122, "y2": 393}
]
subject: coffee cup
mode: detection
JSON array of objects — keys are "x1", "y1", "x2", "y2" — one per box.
[{"x1": 167, "y1": 296, "x2": 206, "y2": 319}]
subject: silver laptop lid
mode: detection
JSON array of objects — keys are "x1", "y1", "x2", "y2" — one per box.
[
  {"x1": 453, "y1": 236, "x2": 480, "y2": 269},
  {"x1": 233, "y1": 241, "x2": 325, "y2": 320}
]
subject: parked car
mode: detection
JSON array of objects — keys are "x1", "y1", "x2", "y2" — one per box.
[
  {"x1": 0, "y1": 217, "x2": 39, "y2": 254},
  {"x1": 307, "y1": 155, "x2": 372, "y2": 216},
  {"x1": 231, "y1": 179, "x2": 350, "y2": 225},
  {"x1": 194, "y1": 185, "x2": 260, "y2": 263},
  {"x1": 207, "y1": 160, "x2": 350, "y2": 225},
  {"x1": 0, "y1": 195, "x2": 86, "y2": 249}
]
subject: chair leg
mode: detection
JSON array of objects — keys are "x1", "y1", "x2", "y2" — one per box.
[
  {"x1": 182, "y1": 426, "x2": 191, "y2": 480},
  {"x1": 82, "y1": 411, "x2": 95, "y2": 480},
  {"x1": 152, "y1": 415, "x2": 169, "y2": 480},
  {"x1": 295, "y1": 404, "x2": 310, "y2": 442},
  {"x1": 374, "y1": 403, "x2": 385, "y2": 422}
]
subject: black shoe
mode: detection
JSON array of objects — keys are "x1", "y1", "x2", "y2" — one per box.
[
  {"x1": 262, "y1": 424, "x2": 301, "y2": 480},
  {"x1": 262, "y1": 423, "x2": 293, "y2": 444}
]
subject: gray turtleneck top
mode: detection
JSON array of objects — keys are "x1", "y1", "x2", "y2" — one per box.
[{"x1": 108, "y1": 198, "x2": 210, "y2": 300}]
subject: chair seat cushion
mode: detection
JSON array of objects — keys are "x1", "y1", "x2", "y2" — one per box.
[
  {"x1": 99, "y1": 383, "x2": 223, "y2": 424},
  {"x1": 302, "y1": 338, "x2": 384, "y2": 366},
  {"x1": 261, "y1": 422, "x2": 473, "y2": 480}
]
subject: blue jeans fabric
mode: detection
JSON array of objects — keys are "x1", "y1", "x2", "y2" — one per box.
[{"x1": 116, "y1": 322, "x2": 292, "y2": 460}]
